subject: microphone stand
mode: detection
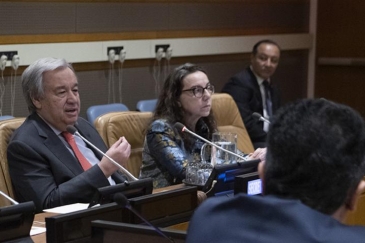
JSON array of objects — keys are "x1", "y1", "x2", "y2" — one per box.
[
  {"x1": 125, "y1": 204, "x2": 175, "y2": 243},
  {"x1": 252, "y1": 112, "x2": 271, "y2": 124},
  {"x1": 114, "y1": 193, "x2": 175, "y2": 243},
  {"x1": 73, "y1": 131, "x2": 138, "y2": 181},
  {"x1": 0, "y1": 190, "x2": 18, "y2": 205},
  {"x1": 181, "y1": 126, "x2": 248, "y2": 162}
]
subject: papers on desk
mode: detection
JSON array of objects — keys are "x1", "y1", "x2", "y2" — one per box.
[
  {"x1": 30, "y1": 203, "x2": 92, "y2": 237},
  {"x1": 30, "y1": 226, "x2": 46, "y2": 236},
  {"x1": 43, "y1": 203, "x2": 90, "y2": 214}
]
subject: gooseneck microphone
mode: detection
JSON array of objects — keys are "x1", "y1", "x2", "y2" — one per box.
[
  {"x1": 114, "y1": 193, "x2": 175, "y2": 243},
  {"x1": 252, "y1": 112, "x2": 271, "y2": 124},
  {"x1": 66, "y1": 125, "x2": 138, "y2": 181},
  {"x1": 174, "y1": 122, "x2": 248, "y2": 161},
  {"x1": 0, "y1": 190, "x2": 19, "y2": 205}
]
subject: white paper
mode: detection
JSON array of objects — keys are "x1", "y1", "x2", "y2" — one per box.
[
  {"x1": 30, "y1": 226, "x2": 46, "y2": 236},
  {"x1": 42, "y1": 203, "x2": 89, "y2": 214}
]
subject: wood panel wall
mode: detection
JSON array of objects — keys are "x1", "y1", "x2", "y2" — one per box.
[
  {"x1": 0, "y1": 0, "x2": 309, "y2": 118},
  {"x1": 316, "y1": 0, "x2": 365, "y2": 117}
]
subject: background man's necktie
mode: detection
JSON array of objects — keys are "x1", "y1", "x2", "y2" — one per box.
[
  {"x1": 263, "y1": 80, "x2": 273, "y2": 117},
  {"x1": 62, "y1": 131, "x2": 92, "y2": 171}
]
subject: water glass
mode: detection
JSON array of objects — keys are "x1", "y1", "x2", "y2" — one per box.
[
  {"x1": 186, "y1": 161, "x2": 213, "y2": 186},
  {"x1": 186, "y1": 161, "x2": 200, "y2": 185},
  {"x1": 212, "y1": 132, "x2": 237, "y2": 165},
  {"x1": 201, "y1": 132, "x2": 237, "y2": 166},
  {"x1": 197, "y1": 163, "x2": 213, "y2": 185}
]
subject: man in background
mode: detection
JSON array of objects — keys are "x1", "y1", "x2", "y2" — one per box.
[
  {"x1": 222, "y1": 39, "x2": 281, "y2": 148},
  {"x1": 8, "y1": 57, "x2": 131, "y2": 212},
  {"x1": 187, "y1": 98, "x2": 365, "y2": 242}
]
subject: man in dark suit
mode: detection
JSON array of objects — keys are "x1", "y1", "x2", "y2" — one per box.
[
  {"x1": 222, "y1": 39, "x2": 281, "y2": 148},
  {"x1": 8, "y1": 57, "x2": 131, "y2": 212},
  {"x1": 187, "y1": 99, "x2": 365, "y2": 242}
]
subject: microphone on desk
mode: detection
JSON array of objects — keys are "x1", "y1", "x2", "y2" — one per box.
[
  {"x1": 174, "y1": 122, "x2": 248, "y2": 162},
  {"x1": 0, "y1": 190, "x2": 19, "y2": 205},
  {"x1": 114, "y1": 193, "x2": 175, "y2": 243},
  {"x1": 66, "y1": 125, "x2": 138, "y2": 182},
  {"x1": 252, "y1": 112, "x2": 271, "y2": 124}
]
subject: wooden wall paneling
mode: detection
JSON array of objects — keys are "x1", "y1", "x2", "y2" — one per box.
[
  {"x1": 316, "y1": 65, "x2": 365, "y2": 117},
  {"x1": 0, "y1": 1, "x2": 309, "y2": 44},
  {"x1": 316, "y1": 0, "x2": 365, "y2": 58},
  {"x1": 316, "y1": 0, "x2": 365, "y2": 117},
  {"x1": 0, "y1": 2, "x2": 76, "y2": 35},
  {"x1": 0, "y1": 0, "x2": 309, "y2": 4},
  {"x1": 345, "y1": 188, "x2": 365, "y2": 226},
  {"x1": 274, "y1": 50, "x2": 308, "y2": 103},
  {"x1": 0, "y1": 0, "x2": 310, "y2": 119}
]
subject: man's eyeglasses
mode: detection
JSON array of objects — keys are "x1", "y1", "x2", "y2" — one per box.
[{"x1": 182, "y1": 84, "x2": 215, "y2": 98}]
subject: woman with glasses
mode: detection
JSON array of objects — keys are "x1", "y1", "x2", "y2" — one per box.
[{"x1": 139, "y1": 63, "x2": 217, "y2": 188}]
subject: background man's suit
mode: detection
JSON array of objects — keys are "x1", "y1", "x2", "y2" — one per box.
[
  {"x1": 8, "y1": 112, "x2": 126, "y2": 212},
  {"x1": 222, "y1": 67, "x2": 280, "y2": 148},
  {"x1": 187, "y1": 194, "x2": 365, "y2": 243}
]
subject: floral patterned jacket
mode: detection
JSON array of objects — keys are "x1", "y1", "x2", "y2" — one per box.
[{"x1": 139, "y1": 118, "x2": 209, "y2": 188}]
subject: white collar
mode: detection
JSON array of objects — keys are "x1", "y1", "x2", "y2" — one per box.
[{"x1": 250, "y1": 65, "x2": 269, "y2": 86}]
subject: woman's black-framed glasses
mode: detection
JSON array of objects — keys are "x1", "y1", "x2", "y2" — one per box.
[{"x1": 181, "y1": 84, "x2": 215, "y2": 98}]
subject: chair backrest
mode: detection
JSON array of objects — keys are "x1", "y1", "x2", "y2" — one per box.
[
  {"x1": 93, "y1": 94, "x2": 254, "y2": 177},
  {"x1": 86, "y1": 103, "x2": 129, "y2": 124},
  {"x1": 136, "y1": 99, "x2": 157, "y2": 112},
  {"x1": 211, "y1": 93, "x2": 254, "y2": 154},
  {"x1": 0, "y1": 115, "x2": 14, "y2": 121},
  {"x1": 94, "y1": 112, "x2": 152, "y2": 178},
  {"x1": 0, "y1": 117, "x2": 25, "y2": 207}
]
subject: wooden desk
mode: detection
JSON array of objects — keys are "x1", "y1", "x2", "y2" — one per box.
[
  {"x1": 345, "y1": 190, "x2": 365, "y2": 225},
  {"x1": 31, "y1": 184, "x2": 189, "y2": 243},
  {"x1": 31, "y1": 183, "x2": 365, "y2": 242},
  {"x1": 166, "y1": 221, "x2": 189, "y2": 231},
  {"x1": 31, "y1": 212, "x2": 57, "y2": 243},
  {"x1": 32, "y1": 211, "x2": 180, "y2": 243}
]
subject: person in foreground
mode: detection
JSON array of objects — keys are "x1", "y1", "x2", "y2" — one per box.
[
  {"x1": 8, "y1": 57, "x2": 131, "y2": 212},
  {"x1": 222, "y1": 39, "x2": 281, "y2": 149},
  {"x1": 139, "y1": 63, "x2": 217, "y2": 188},
  {"x1": 187, "y1": 98, "x2": 365, "y2": 243}
]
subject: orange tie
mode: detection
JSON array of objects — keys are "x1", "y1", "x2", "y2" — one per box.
[{"x1": 62, "y1": 132, "x2": 92, "y2": 171}]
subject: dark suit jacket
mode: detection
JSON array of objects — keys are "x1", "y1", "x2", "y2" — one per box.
[
  {"x1": 186, "y1": 194, "x2": 365, "y2": 243},
  {"x1": 8, "y1": 112, "x2": 126, "y2": 212},
  {"x1": 221, "y1": 67, "x2": 280, "y2": 148}
]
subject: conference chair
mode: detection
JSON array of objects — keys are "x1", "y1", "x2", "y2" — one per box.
[
  {"x1": 136, "y1": 99, "x2": 157, "y2": 112},
  {"x1": 0, "y1": 115, "x2": 14, "y2": 121},
  {"x1": 0, "y1": 117, "x2": 25, "y2": 207},
  {"x1": 93, "y1": 94, "x2": 254, "y2": 176},
  {"x1": 94, "y1": 111, "x2": 152, "y2": 178},
  {"x1": 211, "y1": 93, "x2": 254, "y2": 154},
  {"x1": 86, "y1": 103, "x2": 129, "y2": 125}
]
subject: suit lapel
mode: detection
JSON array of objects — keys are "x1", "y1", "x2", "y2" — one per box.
[
  {"x1": 30, "y1": 113, "x2": 84, "y2": 174},
  {"x1": 247, "y1": 68, "x2": 264, "y2": 111},
  {"x1": 29, "y1": 114, "x2": 126, "y2": 183}
]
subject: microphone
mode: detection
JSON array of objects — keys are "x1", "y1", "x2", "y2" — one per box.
[
  {"x1": 66, "y1": 125, "x2": 138, "y2": 182},
  {"x1": 114, "y1": 193, "x2": 175, "y2": 243},
  {"x1": 0, "y1": 190, "x2": 19, "y2": 205},
  {"x1": 252, "y1": 112, "x2": 271, "y2": 124},
  {"x1": 174, "y1": 122, "x2": 248, "y2": 161}
]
